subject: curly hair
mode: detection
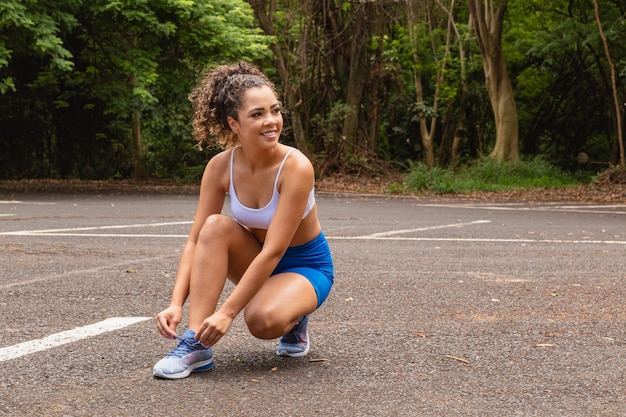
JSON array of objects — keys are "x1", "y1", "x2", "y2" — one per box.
[{"x1": 189, "y1": 61, "x2": 279, "y2": 150}]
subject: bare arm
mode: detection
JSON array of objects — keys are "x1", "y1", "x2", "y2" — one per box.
[
  {"x1": 196, "y1": 150, "x2": 316, "y2": 346},
  {"x1": 154, "y1": 152, "x2": 229, "y2": 338}
]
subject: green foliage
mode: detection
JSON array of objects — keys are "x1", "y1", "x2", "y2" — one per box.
[
  {"x1": 0, "y1": 0, "x2": 272, "y2": 179},
  {"x1": 0, "y1": 0, "x2": 624, "y2": 179},
  {"x1": 310, "y1": 101, "x2": 355, "y2": 174},
  {"x1": 405, "y1": 157, "x2": 588, "y2": 195},
  {"x1": 0, "y1": 0, "x2": 78, "y2": 93},
  {"x1": 405, "y1": 162, "x2": 457, "y2": 194}
]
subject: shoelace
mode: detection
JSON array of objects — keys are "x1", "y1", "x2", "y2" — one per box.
[
  {"x1": 166, "y1": 336, "x2": 200, "y2": 358},
  {"x1": 281, "y1": 322, "x2": 303, "y2": 344}
]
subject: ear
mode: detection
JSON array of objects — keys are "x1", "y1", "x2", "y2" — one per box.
[{"x1": 227, "y1": 116, "x2": 239, "y2": 134}]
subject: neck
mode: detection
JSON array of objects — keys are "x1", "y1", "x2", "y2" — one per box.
[{"x1": 238, "y1": 144, "x2": 282, "y2": 172}]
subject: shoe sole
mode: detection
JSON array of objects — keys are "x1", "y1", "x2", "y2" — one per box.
[
  {"x1": 276, "y1": 330, "x2": 310, "y2": 357},
  {"x1": 276, "y1": 345, "x2": 310, "y2": 357},
  {"x1": 153, "y1": 358, "x2": 213, "y2": 379}
]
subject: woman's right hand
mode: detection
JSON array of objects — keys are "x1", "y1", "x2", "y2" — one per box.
[{"x1": 154, "y1": 305, "x2": 183, "y2": 339}]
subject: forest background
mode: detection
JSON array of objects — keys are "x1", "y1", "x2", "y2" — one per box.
[{"x1": 1, "y1": 0, "x2": 625, "y2": 195}]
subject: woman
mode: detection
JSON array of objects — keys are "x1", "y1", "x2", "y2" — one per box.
[{"x1": 153, "y1": 62, "x2": 334, "y2": 379}]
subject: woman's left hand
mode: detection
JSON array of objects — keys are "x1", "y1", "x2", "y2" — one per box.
[{"x1": 196, "y1": 310, "x2": 234, "y2": 347}]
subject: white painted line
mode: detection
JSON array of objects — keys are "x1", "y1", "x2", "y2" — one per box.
[
  {"x1": 0, "y1": 220, "x2": 192, "y2": 236},
  {"x1": 327, "y1": 236, "x2": 626, "y2": 245},
  {"x1": 0, "y1": 200, "x2": 55, "y2": 205},
  {"x1": 365, "y1": 220, "x2": 490, "y2": 238},
  {"x1": 563, "y1": 204, "x2": 626, "y2": 209},
  {"x1": 0, "y1": 255, "x2": 178, "y2": 290},
  {"x1": 0, "y1": 317, "x2": 151, "y2": 362},
  {"x1": 417, "y1": 203, "x2": 626, "y2": 215},
  {"x1": 0, "y1": 214, "x2": 16, "y2": 217},
  {"x1": 5, "y1": 233, "x2": 189, "y2": 238}
]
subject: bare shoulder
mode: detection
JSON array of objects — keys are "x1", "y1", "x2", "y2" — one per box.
[
  {"x1": 279, "y1": 146, "x2": 314, "y2": 192},
  {"x1": 284, "y1": 146, "x2": 314, "y2": 177},
  {"x1": 201, "y1": 149, "x2": 232, "y2": 193}
]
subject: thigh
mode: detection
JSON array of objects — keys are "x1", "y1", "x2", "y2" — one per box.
[
  {"x1": 202, "y1": 214, "x2": 262, "y2": 284},
  {"x1": 245, "y1": 272, "x2": 318, "y2": 322}
]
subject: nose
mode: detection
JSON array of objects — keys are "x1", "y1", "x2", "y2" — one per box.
[{"x1": 264, "y1": 111, "x2": 281, "y2": 125}]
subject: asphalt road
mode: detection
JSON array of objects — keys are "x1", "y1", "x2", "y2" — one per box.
[{"x1": 1, "y1": 191, "x2": 625, "y2": 416}]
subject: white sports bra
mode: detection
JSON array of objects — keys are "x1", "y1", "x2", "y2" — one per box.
[{"x1": 229, "y1": 146, "x2": 315, "y2": 229}]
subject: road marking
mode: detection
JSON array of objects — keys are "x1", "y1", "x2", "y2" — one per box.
[
  {"x1": 364, "y1": 220, "x2": 490, "y2": 237},
  {"x1": 0, "y1": 255, "x2": 178, "y2": 290},
  {"x1": 0, "y1": 317, "x2": 151, "y2": 362},
  {"x1": 3, "y1": 232, "x2": 189, "y2": 238},
  {"x1": 328, "y1": 236, "x2": 626, "y2": 245},
  {"x1": 0, "y1": 220, "x2": 192, "y2": 237},
  {"x1": 417, "y1": 203, "x2": 626, "y2": 215},
  {"x1": 0, "y1": 200, "x2": 55, "y2": 205}
]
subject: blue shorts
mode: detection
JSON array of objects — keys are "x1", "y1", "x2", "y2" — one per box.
[{"x1": 272, "y1": 232, "x2": 334, "y2": 308}]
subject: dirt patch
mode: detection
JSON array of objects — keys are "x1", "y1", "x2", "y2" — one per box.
[{"x1": 1, "y1": 169, "x2": 625, "y2": 203}]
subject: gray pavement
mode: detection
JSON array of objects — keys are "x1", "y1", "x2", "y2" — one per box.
[{"x1": 0, "y1": 191, "x2": 625, "y2": 416}]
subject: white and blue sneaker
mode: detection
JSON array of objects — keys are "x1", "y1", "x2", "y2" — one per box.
[
  {"x1": 153, "y1": 329, "x2": 213, "y2": 379},
  {"x1": 276, "y1": 315, "x2": 310, "y2": 357}
]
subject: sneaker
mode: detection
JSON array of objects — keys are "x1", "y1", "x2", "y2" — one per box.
[
  {"x1": 153, "y1": 329, "x2": 213, "y2": 379},
  {"x1": 276, "y1": 315, "x2": 310, "y2": 357}
]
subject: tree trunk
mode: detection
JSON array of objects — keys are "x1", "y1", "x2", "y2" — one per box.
[
  {"x1": 406, "y1": 0, "x2": 435, "y2": 167},
  {"x1": 468, "y1": 0, "x2": 519, "y2": 162},
  {"x1": 367, "y1": 8, "x2": 387, "y2": 153},
  {"x1": 451, "y1": 127, "x2": 464, "y2": 165},
  {"x1": 341, "y1": 3, "x2": 368, "y2": 153},
  {"x1": 247, "y1": 0, "x2": 310, "y2": 157},
  {"x1": 129, "y1": 74, "x2": 146, "y2": 178},
  {"x1": 593, "y1": 0, "x2": 625, "y2": 168}
]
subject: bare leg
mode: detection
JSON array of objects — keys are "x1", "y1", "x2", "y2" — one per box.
[
  {"x1": 187, "y1": 214, "x2": 261, "y2": 331},
  {"x1": 244, "y1": 272, "x2": 318, "y2": 339}
]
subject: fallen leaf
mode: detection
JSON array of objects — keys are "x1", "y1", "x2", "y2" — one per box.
[{"x1": 309, "y1": 358, "x2": 329, "y2": 363}]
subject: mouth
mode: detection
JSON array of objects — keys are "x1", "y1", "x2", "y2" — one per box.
[{"x1": 262, "y1": 130, "x2": 278, "y2": 137}]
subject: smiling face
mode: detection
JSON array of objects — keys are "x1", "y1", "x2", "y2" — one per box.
[{"x1": 227, "y1": 85, "x2": 283, "y2": 150}]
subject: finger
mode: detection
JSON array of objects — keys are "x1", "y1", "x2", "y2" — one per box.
[
  {"x1": 155, "y1": 315, "x2": 176, "y2": 339},
  {"x1": 197, "y1": 327, "x2": 214, "y2": 347},
  {"x1": 202, "y1": 329, "x2": 223, "y2": 348}
]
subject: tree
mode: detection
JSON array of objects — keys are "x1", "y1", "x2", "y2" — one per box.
[
  {"x1": 0, "y1": 0, "x2": 271, "y2": 179},
  {"x1": 467, "y1": 0, "x2": 519, "y2": 161},
  {"x1": 86, "y1": 0, "x2": 271, "y2": 178},
  {"x1": 0, "y1": 0, "x2": 77, "y2": 94},
  {"x1": 246, "y1": 0, "x2": 310, "y2": 157},
  {"x1": 0, "y1": 0, "x2": 79, "y2": 177},
  {"x1": 593, "y1": 0, "x2": 625, "y2": 168},
  {"x1": 406, "y1": 0, "x2": 457, "y2": 167},
  {"x1": 248, "y1": 0, "x2": 396, "y2": 174}
]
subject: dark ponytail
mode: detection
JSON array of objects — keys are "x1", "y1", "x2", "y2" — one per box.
[{"x1": 190, "y1": 62, "x2": 277, "y2": 149}]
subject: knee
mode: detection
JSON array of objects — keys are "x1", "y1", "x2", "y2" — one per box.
[
  {"x1": 198, "y1": 214, "x2": 233, "y2": 243},
  {"x1": 245, "y1": 308, "x2": 284, "y2": 340}
]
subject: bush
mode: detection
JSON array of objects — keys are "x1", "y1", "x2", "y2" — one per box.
[{"x1": 405, "y1": 157, "x2": 588, "y2": 194}]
